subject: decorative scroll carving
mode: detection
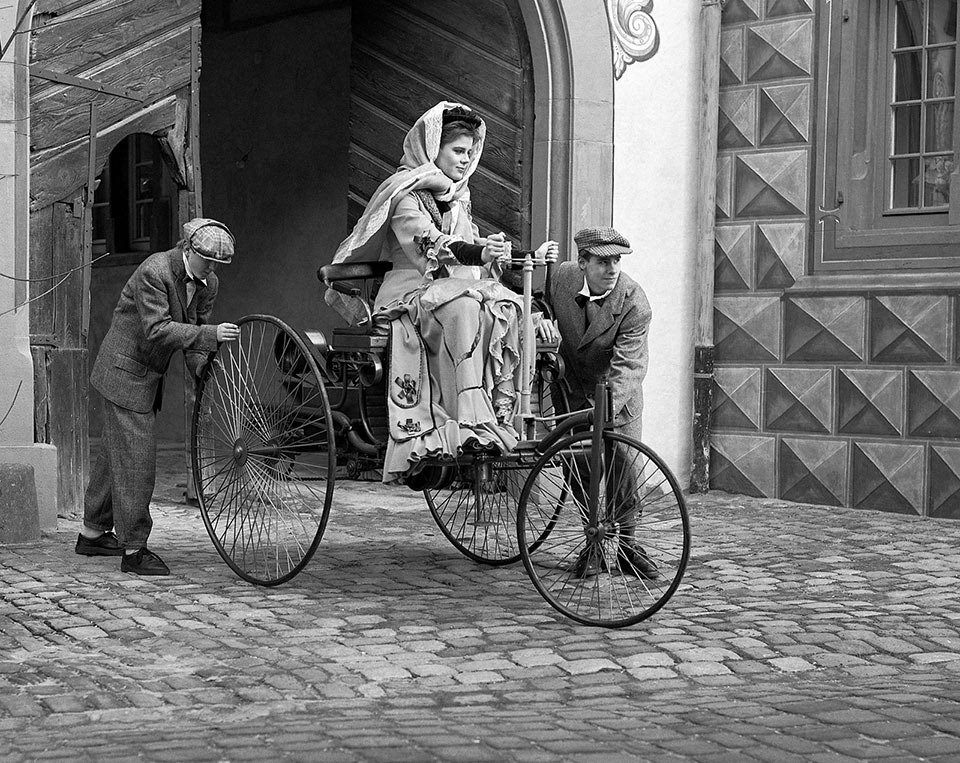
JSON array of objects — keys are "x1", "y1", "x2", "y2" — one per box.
[{"x1": 607, "y1": 0, "x2": 660, "y2": 79}]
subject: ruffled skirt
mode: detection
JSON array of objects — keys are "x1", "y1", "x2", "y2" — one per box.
[{"x1": 375, "y1": 273, "x2": 524, "y2": 484}]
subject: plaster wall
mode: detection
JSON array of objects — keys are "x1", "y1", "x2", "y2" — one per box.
[
  {"x1": 0, "y1": 5, "x2": 58, "y2": 532},
  {"x1": 0, "y1": 8, "x2": 32, "y2": 447},
  {"x1": 612, "y1": 1, "x2": 701, "y2": 485},
  {"x1": 199, "y1": 7, "x2": 351, "y2": 337}
]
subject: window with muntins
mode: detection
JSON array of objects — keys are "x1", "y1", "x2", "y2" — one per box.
[
  {"x1": 816, "y1": 0, "x2": 960, "y2": 271},
  {"x1": 92, "y1": 134, "x2": 171, "y2": 260}
]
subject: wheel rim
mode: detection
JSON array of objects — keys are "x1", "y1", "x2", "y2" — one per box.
[
  {"x1": 193, "y1": 315, "x2": 335, "y2": 585},
  {"x1": 519, "y1": 431, "x2": 690, "y2": 627}
]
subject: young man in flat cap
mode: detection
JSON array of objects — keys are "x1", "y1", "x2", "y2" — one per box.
[
  {"x1": 75, "y1": 218, "x2": 241, "y2": 575},
  {"x1": 548, "y1": 225, "x2": 657, "y2": 579}
]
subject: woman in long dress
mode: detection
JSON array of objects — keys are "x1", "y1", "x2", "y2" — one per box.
[{"x1": 326, "y1": 101, "x2": 556, "y2": 484}]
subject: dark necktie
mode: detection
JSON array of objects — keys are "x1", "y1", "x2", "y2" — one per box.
[
  {"x1": 186, "y1": 276, "x2": 204, "y2": 306},
  {"x1": 576, "y1": 293, "x2": 603, "y2": 329}
]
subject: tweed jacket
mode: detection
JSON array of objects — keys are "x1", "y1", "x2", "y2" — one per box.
[
  {"x1": 549, "y1": 260, "x2": 651, "y2": 441},
  {"x1": 90, "y1": 247, "x2": 221, "y2": 414}
]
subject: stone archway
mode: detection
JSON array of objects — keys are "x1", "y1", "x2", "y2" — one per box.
[{"x1": 518, "y1": 0, "x2": 616, "y2": 251}]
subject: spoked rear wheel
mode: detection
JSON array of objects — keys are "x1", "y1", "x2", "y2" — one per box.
[
  {"x1": 518, "y1": 430, "x2": 690, "y2": 627},
  {"x1": 192, "y1": 314, "x2": 335, "y2": 585},
  {"x1": 425, "y1": 453, "x2": 548, "y2": 565}
]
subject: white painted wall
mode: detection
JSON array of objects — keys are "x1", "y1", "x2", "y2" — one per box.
[
  {"x1": 612, "y1": 1, "x2": 701, "y2": 486},
  {"x1": 0, "y1": 6, "x2": 59, "y2": 530},
  {"x1": 0, "y1": 6, "x2": 34, "y2": 447}
]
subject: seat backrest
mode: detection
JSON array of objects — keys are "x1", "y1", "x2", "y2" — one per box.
[
  {"x1": 318, "y1": 260, "x2": 392, "y2": 335},
  {"x1": 317, "y1": 261, "x2": 392, "y2": 284}
]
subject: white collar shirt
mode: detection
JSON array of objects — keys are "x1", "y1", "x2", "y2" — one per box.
[
  {"x1": 578, "y1": 277, "x2": 611, "y2": 302},
  {"x1": 183, "y1": 252, "x2": 207, "y2": 306}
]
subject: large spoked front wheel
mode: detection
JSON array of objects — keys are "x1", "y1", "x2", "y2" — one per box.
[
  {"x1": 517, "y1": 430, "x2": 690, "y2": 628},
  {"x1": 192, "y1": 314, "x2": 335, "y2": 585}
]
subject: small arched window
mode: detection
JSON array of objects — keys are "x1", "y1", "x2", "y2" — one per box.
[{"x1": 92, "y1": 133, "x2": 174, "y2": 258}]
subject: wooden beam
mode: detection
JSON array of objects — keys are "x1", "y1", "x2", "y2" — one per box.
[
  {"x1": 690, "y1": 0, "x2": 725, "y2": 494},
  {"x1": 29, "y1": 65, "x2": 143, "y2": 101},
  {"x1": 189, "y1": 23, "x2": 201, "y2": 215},
  {"x1": 183, "y1": 23, "x2": 202, "y2": 505},
  {"x1": 81, "y1": 101, "x2": 95, "y2": 338}
]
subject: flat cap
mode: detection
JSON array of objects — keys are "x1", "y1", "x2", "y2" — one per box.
[
  {"x1": 184, "y1": 218, "x2": 235, "y2": 263},
  {"x1": 574, "y1": 226, "x2": 632, "y2": 258}
]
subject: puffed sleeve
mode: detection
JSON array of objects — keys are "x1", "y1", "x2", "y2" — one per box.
[{"x1": 390, "y1": 194, "x2": 459, "y2": 279}]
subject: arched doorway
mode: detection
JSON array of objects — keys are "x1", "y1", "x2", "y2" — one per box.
[
  {"x1": 518, "y1": 0, "x2": 616, "y2": 246},
  {"x1": 199, "y1": 0, "x2": 616, "y2": 333}
]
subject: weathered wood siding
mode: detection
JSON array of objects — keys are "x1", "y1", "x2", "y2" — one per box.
[
  {"x1": 30, "y1": 0, "x2": 200, "y2": 210},
  {"x1": 349, "y1": 0, "x2": 533, "y2": 245},
  {"x1": 28, "y1": 0, "x2": 200, "y2": 515}
]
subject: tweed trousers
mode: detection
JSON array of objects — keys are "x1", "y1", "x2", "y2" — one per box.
[
  {"x1": 83, "y1": 400, "x2": 157, "y2": 549},
  {"x1": 568, "y1": 436, "x2": 642, "y2": 533}
]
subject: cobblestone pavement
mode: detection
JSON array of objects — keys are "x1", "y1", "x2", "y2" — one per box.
[{"x1": 2, "y1": 442, "x2": 960, "y2": 762}]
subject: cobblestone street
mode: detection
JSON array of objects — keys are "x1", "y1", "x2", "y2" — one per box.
[{"x1": 2, "y1": 443, "x2": 959, "y2": 762}]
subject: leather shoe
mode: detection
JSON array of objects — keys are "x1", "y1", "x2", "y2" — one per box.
[
  {"x1": 569, "y1": 545, "x2": 608, "y2": 578},
  {"x1": 616, "y1": 541, "x2": 659, "y2": 580},
  {"x1": 75, "y1": 531, "x2": 124, "y2": 556},
  {"x1": 120, "y1": 548, "x2": 170, "y2": 576}
]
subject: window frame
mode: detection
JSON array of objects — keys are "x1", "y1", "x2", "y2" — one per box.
[
  {"x1": 91, "y1": 134, "x2": 171, "y2": 262},
  {"x1": 815, "y1": 0, "x2": 960, "y2": 272}
]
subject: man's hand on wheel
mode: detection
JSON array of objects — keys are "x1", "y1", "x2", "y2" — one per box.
[{"x1": 217, "y1": 322, "x2": 240, "y2": 342}]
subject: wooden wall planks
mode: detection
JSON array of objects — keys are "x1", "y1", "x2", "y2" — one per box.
[
  {"x1": 31, "y1": 0, "x2": 199, "y2": 79},
  {"x1": 349, "y1": 0, "x2": 532, "y2": 245},
  {"x1": 28, "y1": 0, "x2": 201, "y2": 514},
  {"x1": 31, "y1": 25, "x2": 194, "y2": 151}
]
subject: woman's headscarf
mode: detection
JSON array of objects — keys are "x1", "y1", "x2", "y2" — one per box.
[
  {"x1": 334, "y1": 101, "x2": 485, "y2": 264},
  {"x1": 325, "y1": 102, "x2": 486, "y2": 323}
]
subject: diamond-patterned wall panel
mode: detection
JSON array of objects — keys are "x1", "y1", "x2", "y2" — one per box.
[
  {"x1": 759, "y1": 84, "x2": 810, "y2": 146},
  {"x1": 838, "y1": 369, "x2": 903, "y2": 437},
  {"x1": 710, "y1": 434, "x2": 776, "y2": 497},
  {"x1": 956, "y1": 299, "x2": 960, "y2": 363},
  {"x1": 779, "y1": 437, "x2": 847, "y2": 506},
  {"x1": 747, "y1": 19, "x2": 814, "y2": 82},
  {"x1": 908, "y1": 370, "x2": 960, "y2": 438},
  {"x1": 784, "y1": 296, "x2": 865, "y2": 362},
  {"x1": 766, "y1": 0, "x2": 815, "y2": 18},
  {"x1": 724, "y1": 0, "x2": 762, "y2": 24},
  {"x1": 735, "y1": 150, "x2": 808, "y2": 217},
  {"x1": 717, "y1": 154, "x2": 733, "y2": 221},
  {"x1": 929, "y1": 446, "x2": 960, "y2": 519},
  {"x1": 871, "y1": 295, "x2": 949, "y2": 364},
  {"x1": 715, "y1": 224, "x2": 753, "y2": 292},
  {"x1": 765, "y1": 367, "x2": 832, "y2": 433},
  {"x1": 852, "y1": 442, "x2": 924, "y2": 515},
  {"x1": 720, "y1": 28, "x2": 745, "y2": 86},
  {"x1": 715, "y1": 296, "x2": 781, "y2": 362},
  {"x1": 756, "y1": 221, "x2": 805, "y2": 289},
  {"x1": 719, "y1": 88, "x2": 757, "y2": 149},
  {"x1": 713, "y1": 367, "x2": 762, "y2": 430}
]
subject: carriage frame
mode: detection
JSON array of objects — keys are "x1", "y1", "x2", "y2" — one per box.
[{"x1": 191, "y1": 253, "x2": 690, "y2": 628}]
